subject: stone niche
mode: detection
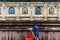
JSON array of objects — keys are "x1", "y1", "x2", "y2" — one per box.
[
  {"x1": 19, "y1": 2, "x2": 31, "y2": 21},
  {"x1": 4, "y1": 2, "x2": 19, "y2": 20},
  {"x1": 32, "y1": 2, "x2": 44, "y2": 21},
  {"x1": 47, "y1": 2, "x2": 58, "y2": 21}
]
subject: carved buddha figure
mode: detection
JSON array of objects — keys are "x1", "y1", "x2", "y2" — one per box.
[
  {"x1": 35, "y1": 6, "x2": 41, "y2": 15},
  {"x1": 49, "y1": 7, "x2": 54, "y2": 15},
  {"x1": 22, "y1": 7, "x2": 28, "y2": 14}
]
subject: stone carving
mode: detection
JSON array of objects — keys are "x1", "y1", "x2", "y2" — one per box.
[
  {"x1": 9, "y1": 6, "x2": 15, "y2": 14},
  {"x1": 22, "y1": 7, "x2": 28, "y2": 14},
  {"x1": 35, "y1": 6, "x2": 41, "y2": 15}
]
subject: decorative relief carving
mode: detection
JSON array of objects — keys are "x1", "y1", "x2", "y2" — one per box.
[
  {"x1": 35, "y1": 6, "x2": 41, "y2": 15},
  {"x1": 22, "y1": 7, "x2": 28, "y2": 14},
  {"x1": 20, "y1": 6, "x2": 31, "y2": 15},
  {"x1": 9, "y1": 6, "x2": 15, "y2": 14},
  {"x1": 48, "y1": 4, "x2": 57, "y2": 15},
  {"x1": 0, "y1": 2, "x2": 59, "y2": 21}
]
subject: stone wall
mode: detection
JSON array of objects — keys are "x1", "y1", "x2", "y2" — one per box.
[{"x1": 0, "y1": 2, "x2": 59, "y2": 21}]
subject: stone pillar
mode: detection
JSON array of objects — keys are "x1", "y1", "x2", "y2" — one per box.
[
  {"x1": 30, "y1": 3, "x2": 34, "y2": 21},
  {"x1": 2, "y1": 2, "x2": 5, "y2": 20},
  {"x1": 57, "y1": 2, "x2": 60, "y2": 21},
  {"x1": 43, "y1": 2, "x2": 48, "y2": 21},
  {"x1": 16, "y1": 2, "x2": 20, "y2": 20}
]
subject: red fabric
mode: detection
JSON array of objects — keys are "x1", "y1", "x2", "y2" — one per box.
[{"x1": 25, "y1": 35, "x2": 34, "y2": 40}]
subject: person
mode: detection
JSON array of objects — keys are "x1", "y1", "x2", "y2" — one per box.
[{"x1": 33, "y1": 24, "x2": 40, "y2": 40}]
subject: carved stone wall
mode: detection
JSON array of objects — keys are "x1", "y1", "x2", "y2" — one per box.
[{"x1": 0, "y1": 2, "x2": 59, "y2": 21}]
